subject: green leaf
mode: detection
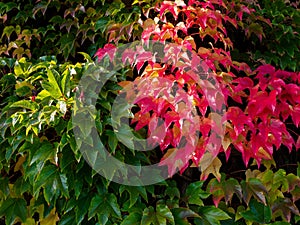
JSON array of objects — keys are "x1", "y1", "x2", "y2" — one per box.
[
  {"x1": 75, "y1": 193, "x2": 92, "y2": 224},
  {"x1": 0, "y1": 177, "x2": 9, "y2": 199},
  {"x1": 61, "y1": 69, "x2": 70, "y2": 97},
  {"x1": 10, "y1": 100, "x2": 39, "y2": 111},
  {"x1": 141, "y1": 206, "x2": 157, "y2": 225},
  {"x1": 172, "y1": 208, "x2": 199, "y2": 225},
  {"x1": 223, "y1": 178, "x2": 242, "y2": 204},
  {"x1": 197, "y1": 206, "x2": 231, "y2": 225},
  {"x1": 141, "y1": 202, "x2": 174, "y2": 225},
  {"x1": 119, "y1": 185, "x2": 148, "y2": 208},
  {"x1": 30, "y1": 141, "x2": 54, "y2": 166},
  {"x1": 42, "y1": 69, "x2": 63, "y2": 99},
  {"x1": 241, "y1": 178, "x2": 268, "y2": 205},
  {"x1": 272, "y1": 198, "x2": 299, "y2": 222},
  {"x1": 0, "y1": 198, "x2": 27, "y2": 225},
  {"x1": 1, "y1": 25, "x2": 15, "y2": 41},
  {"x1": 59, "y1": 211, "x2": 76, "y2": 225},
  {"x1": 95, "y1": 17, "x2": 110, "y2": 33},
  {"x1": 240, "y1": 199, "x2": 272, "y2": 223},
  {"x1": 107, "y1": 130, "x2": 118, "y2": 154},
  {"x1": 185, "y1": 181, "x2": 210, "y2": 206},
  {"x1": 78, "y1": 52, "x2": 93, "y2": 62},
  {"x1": 121, "y1": 212, "x2": 142, "y2": 225},
  {"x1": 156, "y1": 201, "x2": 174, "y2": 225},
  {"x1": 88, "y1": 193, "x2": 121, "y2": 222},
  {"x1": 33, "y1": 165, "x2": 69, "y2": 203}
]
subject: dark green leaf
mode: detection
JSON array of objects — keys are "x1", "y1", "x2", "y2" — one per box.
[
  {"x1": 0, "y1": 198, "x2": 27, "y2": 225},
  {"x1": 240, "y1": 199, "x2": 271, "y2": 223}
]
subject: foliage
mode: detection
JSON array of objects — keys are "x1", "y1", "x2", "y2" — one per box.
[
  {"x1": 97, "y1": 0, "x2": 300, "y2": 176},
  {"x1": 250, "y1": 0, "x2": 300, "y2": 71},
  {"x1": 0, "y1": 0, "x2": 141, "y2": 61},
  {"x1": 0, "y1": 0, "x2": 300, "y2": 224}
]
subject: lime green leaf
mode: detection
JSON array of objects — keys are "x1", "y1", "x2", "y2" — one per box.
[
  {"x1": 141, "y1": 206, "x2": 157, "y2": 225},
  {"x1": 156, "y1": 202, "x2": 174, "y2": 225},
  {"x1": 42, "y1": 69, "x2": 63, "y2": 99},
  {"x1": 10, "y1": 100, "x2": 39, "y2": 111},
  {"x1": 1, "y1": 25, "x2": 15, "y2": 41},
  {"x1": 61, "y1": 69, "x2": 70, "y2": 97},
  {"x1": 78, "y1": 52, "x2": 93, "y2": 62}
]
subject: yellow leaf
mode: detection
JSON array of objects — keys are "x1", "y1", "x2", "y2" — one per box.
[
  {"x1": 14, "y1": 155, "x2": 27, "y2": 172},
  {"x1": 198, "y1": 152, "x2": 215, "y2": 171},
  {"x1": 22, "y1": 218, "x2": 36, "y2": 225},
  {"x1": 40, "y1": 208, "x2": 59, "y2": 225},
  {"x1": 200, "y1": 155, "x2": 222, "y2": 181},
  {"x1": 15, "y1": 81, "x2": 34, "y2": 90}
]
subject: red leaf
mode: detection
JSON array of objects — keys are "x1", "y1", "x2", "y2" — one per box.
[
  {"x1": 232, "y1": 77, "x2": 254, "y2": 92},
  {"x1": 296, "y1": 136, "x2": 300, "y2": 150},
  {"x1": 291, "y1": 105, "x2": 300, "y2": 127},
  {"x1": 132, "y1": 111, "x2": 151, "y2": 131},
  {"x1": 255, "y1": 64, "x2": 275, "y2": 90},
  {"x1": 94, "y1": 43, "x2": 116, "y2": 62},
  {"x1": 163, "y1": 111, "x2": 180, "y2": 128},
  {"x1": 248, "y1": 90, "x2": 277, "y2": 119},
  {"x1": 122, "y1": 48, "x2": 136, "y2": 65},
  {"x1": 226, "y1": 107, "x2": 253, "y2": 138}
]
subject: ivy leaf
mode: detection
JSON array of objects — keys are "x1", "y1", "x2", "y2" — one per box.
[
  {"x1": 141, "y1": 206, "x2": 157, "y2": 225},
  {"x1": 40, "y1": 208, "x2": 59, "y2": 225},
  {"x1": 200, "y1": 156, "x2": 222, "y2": 182},
  {"x1": 94, "y1": 43, "x2": 117, "y2": 62},
  {"x1": 184, "y1": 181, "x2": 210, "y2": 206},
  {"x1": 196, "y1": 206, "x2": 231, "y2": 225},
  {"x1": 240, "y1": 199, "x2": 271, "y2": 224},
  {"x1": 75, "y1": 193, "x2": 92, "y2": 224},
  {"x1": 88, "y1": 193, "x2": 121, "y2": 222},
  {"x1": 30, "y1": 141, "x2": 54, "y2": 166},
  {"x1": 33, "y1": 165, "x2": 69, "y2": 203},
  {"x1": 0, "y1": 198, "x2": 27, "y2": 225},
  {"x1": 272, "y1": 198, "x2": 300, "y2": 222},
  {"x1": 121, "y1": 212, "x2": 142, "y2": 225},
  {"x1": 156, "y1": 202, "x2": 175, "y2": 225},
  {"x1": 95, "y1": 17, "x2": 110, "y2": 33},
  {"x1": 171, "y1": 208, "x2": 199, "y2": 225},
  {"x1": 119, "y1": 185, "x2": 148, "y2": 208},
  {"x1": 241, "y1": 178, "x2": 268, "y2": 205},
  {"x1": 223, "y1": 178, "x2": 243, "y2": 204},
  {"x1": 141, "y1": 202, "x2": 174, "y2": 225}
]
